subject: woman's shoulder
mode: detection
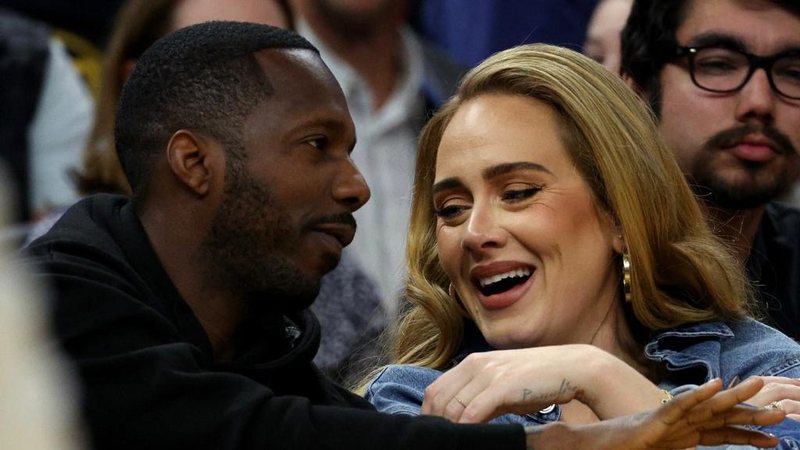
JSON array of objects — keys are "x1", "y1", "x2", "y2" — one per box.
[
  {"x1": 722, "y1": 318, "x2": 800, "y2": 377},
  {"x1": 364, "y1": 365, "x2": 443, "y2": 416},
  {"x1": 651, "y1": 318, "x2": 800, "y2": 379}
]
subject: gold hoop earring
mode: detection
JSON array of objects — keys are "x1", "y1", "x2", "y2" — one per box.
[{"x1": 622, "y1": 251, "x2": 632, "y2": 303}]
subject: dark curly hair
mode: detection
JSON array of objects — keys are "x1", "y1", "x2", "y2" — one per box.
[{"x1": 115, "y1": 21, "x2": 316, "y2": 201}]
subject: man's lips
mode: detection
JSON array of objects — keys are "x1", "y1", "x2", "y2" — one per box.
[
  {"x1": 726, "y1": 136, "x2": 779, "y2": 163},
  {"x1": 313, "y1": 223, "x2": 355, "y2": 248}
]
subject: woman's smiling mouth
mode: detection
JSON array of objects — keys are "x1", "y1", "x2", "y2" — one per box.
[{"x1": 470, "y1": 263, "x2": 535, "y2": 310}]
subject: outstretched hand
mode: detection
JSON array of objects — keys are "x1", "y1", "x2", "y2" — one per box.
[{"x1": 524, "y1": 377, "x2": 786, "y2": 450}]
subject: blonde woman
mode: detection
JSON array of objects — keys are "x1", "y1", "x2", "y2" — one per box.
[{"x1": 364, "y1": 44, "x2": 800, "y2": 445}]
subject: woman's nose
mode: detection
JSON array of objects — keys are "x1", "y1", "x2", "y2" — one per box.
[{"x1": 461, "y1": 205, "x2": 506, "y2": 253}]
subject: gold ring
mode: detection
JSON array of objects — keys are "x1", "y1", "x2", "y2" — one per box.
[
  {"x1": 766, "y1": 400, "x2": 783, "y2": 410},
  {"x1": 454, "y1": 397, "x2": 467, "y2": 408}
]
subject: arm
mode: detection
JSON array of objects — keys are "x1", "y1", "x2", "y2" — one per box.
[
  {"x1": 524, "y1": 378, "x2": 784, "y2": 450},
  {"x1": 422, "y1": 345, "x2": 668, "y2": 423}
]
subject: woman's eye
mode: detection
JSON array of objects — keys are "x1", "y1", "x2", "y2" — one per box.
[
  {"x1": 435, "y1": 204, "x2": 466, "y2": 219},
  {"x1": 502, "y1": 187, "x2": 540, "y2": 202}
]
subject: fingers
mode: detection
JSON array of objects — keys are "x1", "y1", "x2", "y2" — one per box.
[
  {"x1": 745, "y1": 376, "x2": 800, "y2": 409},
  {"x1": 769, "y1": 399, "x2": 800, "y2": 416},
  {"x1": 421, "y1": 357, "x2": 478, "y2": 420},
  {"x1": 653, "y1": 378, "x2": 725, "y2": 426},
  {"x1": 688, "y1": 404, "x2": 786, "y2": 430},
  {"x1": 681, "y1": 427, "x2": 779, "y2": 449},
  {"x1": 680, "y1": 377, "x2": 767, "y2": 425}
]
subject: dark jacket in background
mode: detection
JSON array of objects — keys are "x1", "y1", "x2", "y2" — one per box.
[{"x1": 748, "y1": 202, "x2": 800, "y2": 340}]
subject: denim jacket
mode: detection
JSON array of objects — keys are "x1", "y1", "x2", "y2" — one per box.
[{"x1": 365, "y1": 318, "x2": 800, "y2": 449}]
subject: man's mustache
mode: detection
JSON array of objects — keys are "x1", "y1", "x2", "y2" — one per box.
[{"x1": 706, "y1": 124, "x2": 796, "y2": 156}]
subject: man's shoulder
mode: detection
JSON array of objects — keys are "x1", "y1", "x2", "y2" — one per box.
[
  {"x1": 25, "y1": 194, "x2": 131, "y2": 258},
  {"x1": 22, "y1": 194, "x2": 141, "y2": 291}
]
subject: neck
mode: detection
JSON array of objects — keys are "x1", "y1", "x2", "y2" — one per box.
[
  {"x1": 588, "y1": 297, "x2": 651, "y2": 379},
  {"x1": 703, "y1": 202, "x2": 766, "y2": 262},
  {"x1": 299, "y1": 4, "x2": 403, "y2": 109},
  {"x1": 138, "y1": 202, "x2": 244, "y2": 360}
]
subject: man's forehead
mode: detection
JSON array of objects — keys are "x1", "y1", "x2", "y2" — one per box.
[{"x1": 677, "y1": 0, "x2": 800, "y2": 51}]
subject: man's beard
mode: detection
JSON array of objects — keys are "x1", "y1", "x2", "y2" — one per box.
[
  {"x1": 689, "y1": 124, "x2": 798, "y2": 210},
  {"x1": 203, "y1": 160, "x2": 320, "y2": 312}
]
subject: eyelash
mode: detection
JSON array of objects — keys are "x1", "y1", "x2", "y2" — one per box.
[
  {"x1": 502, "y1": 186, "x2": 541, "y2": 202},
  {"x1": 434, "y1": 205, "x2": 465, "y2": 219},
  {"x1": 434, "y1": 186, "x2": 542, "y2": 219}
]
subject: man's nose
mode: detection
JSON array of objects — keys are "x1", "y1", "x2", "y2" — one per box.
[
  {"x1": 734, "y1": 68, "x2": 776, "y2": 124},
  {"x1": 333, "y1": 160, "x2": 371, "y2": 211}
]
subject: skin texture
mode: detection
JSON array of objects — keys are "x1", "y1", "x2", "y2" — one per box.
[
  {"x1": 657, "y1": 0, "x2": 800, "y2": 232},
  {"x1": 583, "y1": 0, "x2": 633, "y2": 73}
]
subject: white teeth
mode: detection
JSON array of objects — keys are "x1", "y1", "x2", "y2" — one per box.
[{"x1": 478, "y1": 267, "x2": 532, "y2": 287}]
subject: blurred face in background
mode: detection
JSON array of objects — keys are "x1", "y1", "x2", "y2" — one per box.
[
  {"x1": 172, "y1": 0, "x2": 289, "y2": 30},
  {"x1": 657, "y1": 0, "x2": 800, "y2": 209},
  {"x1": 311, "y1": 0, "x2": 397, "y2": 35},
  {"x1": 584, "y1": 0, "x2": 632, "y2": 73}
]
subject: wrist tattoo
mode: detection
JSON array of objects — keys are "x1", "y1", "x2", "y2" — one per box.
[{"x1": 521, "y1": 378, "x2": 580, "y2": 403}]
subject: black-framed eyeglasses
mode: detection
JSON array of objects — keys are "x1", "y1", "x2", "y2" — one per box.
[{"x1": 674, "y1": 45, "x2": 800, "y2": 100}]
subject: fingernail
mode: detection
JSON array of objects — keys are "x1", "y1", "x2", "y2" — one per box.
[{"x1": 727, "y1": 376, "x2": 740, "y2": 388}]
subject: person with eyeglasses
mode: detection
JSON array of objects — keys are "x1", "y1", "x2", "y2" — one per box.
[{"x1": 621, "y1": 0, "x2": 800, "y2": 344}]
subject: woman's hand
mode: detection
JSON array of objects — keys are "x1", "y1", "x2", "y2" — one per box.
[
  {"x1": 421, "y1": 344, "x2": 667, "y2": 423},
  {"x1": 524, "y1": 378, "x2": 785, "y2": 450},
  {"x1": 735, "y1": 376, "x2": 800, "y2": 420}
]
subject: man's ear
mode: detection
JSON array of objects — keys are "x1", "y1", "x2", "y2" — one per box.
[{"x1": 166, "y1": 130, "x2": 213, "y2": 196}]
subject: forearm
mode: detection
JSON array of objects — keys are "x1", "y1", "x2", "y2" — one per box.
[{"x1": 574, "y1": 347, "x2": 667, "y2": 419}]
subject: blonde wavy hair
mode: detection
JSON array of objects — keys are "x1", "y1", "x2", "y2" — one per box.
[{"x1": 391, "y1": 44, "x2": 752, "y2": 370}]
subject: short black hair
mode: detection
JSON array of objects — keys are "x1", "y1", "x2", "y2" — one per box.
[
  {"x1": 115, "y1": 21, "x2": 317, "y2": 200},
  {"x1": 620, "y1": 0, "x2": 800, "y2": 113}
]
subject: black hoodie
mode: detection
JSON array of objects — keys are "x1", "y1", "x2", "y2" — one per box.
[{"x1": 23, "y1": 194, "x2": 524, "y2": 450}]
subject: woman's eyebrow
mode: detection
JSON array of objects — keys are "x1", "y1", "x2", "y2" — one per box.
[
  {"x1": 432, "y1": 161, "x2": 551, "y2": 195},
  {"x1": 483, "y1": 161, "x2": 552, "y2": 180},
  {"x1": 432, "y1": 178, "x2": 462, "y2": 195}
]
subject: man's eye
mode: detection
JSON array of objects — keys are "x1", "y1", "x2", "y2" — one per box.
[
  {"x1": 502, "y1": 187, "x2": 540, "y2": 202},
  {"x1": 307, "y1": 137, "x2": 329, "y2": 150},
  {"x1": 694, "y1": 57, "x2": 741, "y2": 75}
]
